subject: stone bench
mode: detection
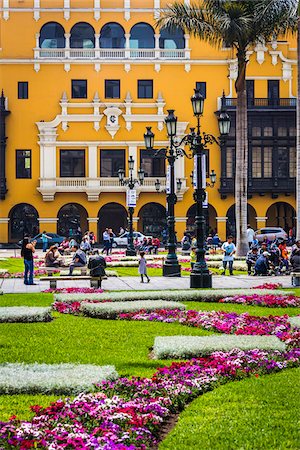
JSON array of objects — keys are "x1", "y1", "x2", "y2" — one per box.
[
  {"x1": 291, "y1": 272, "x2": 300, "y2": 287},
  {"x1": 40, "y1": 275, "x2": 104, "y2": 289}
]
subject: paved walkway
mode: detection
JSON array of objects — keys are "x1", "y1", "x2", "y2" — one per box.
[{"x1": 0, "y1": 275, "x2": 293, "y2": 294}]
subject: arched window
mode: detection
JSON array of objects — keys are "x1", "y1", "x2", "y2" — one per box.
[
  {"x1": 159, "y1": 26, "x2": 185, "y2": 49},
  {"x1": 130, "y1": 23, "x2": 155, "y2": 48},
  {"x1": 100, "y1": 23, "x2": 125, "y2": 48},
  {"x1": 70, "y1": 22, "x2": 95, "y2": 49},
  {"x1": 9, "y1": 204, "x2": 39, "y2": 242},
  {"x1": 39, "y1": 22, "x2": 65, "y2": 48}
]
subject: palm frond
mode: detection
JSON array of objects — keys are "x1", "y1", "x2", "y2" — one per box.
[
  {"x1": 156, "y1": 2, "x2": 217, "y2": 41},
  {"x1": 255, "y1": 0, "x2": 298, "y2": 37}
]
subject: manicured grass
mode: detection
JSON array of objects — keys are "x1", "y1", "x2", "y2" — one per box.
[
  {"x1": 0, "y1": 293, "x2": 53, "y2": 307},
  {"x1": 0, "y1": 290, "x2": 299, "y2": 431},
  {"x1": 0, "y1": 257, "x2": 247, "y2": 277},
  {"x1": 0, "y1": 258, "x2": 23, "y2": 273},
  {"x1": 160, "y1": 368, "x2": 300, "y2": 450},
  {"x1": 0, "y1": 311, "x2": 213, "y2": 420}
]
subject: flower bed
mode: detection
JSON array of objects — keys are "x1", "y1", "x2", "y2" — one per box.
[
  {"x1": 153, "y1": 335, "x2": 286, "y2": 359},
  {"x1": 81, "y1": 300, "x2": 185, "y2": 319},
  {"x1": 1, "y1": 349, "x2": 299, "y2": 449},
  {"x1": 0, "y1": 363, "x2": 118, "y2": 395},
  {"x1": 53, "y1": 288, "x2": 294, "y2": 306},
  {"x1": 220, "y1": 293, "x2": 300, "y2": 308},
  {"x1": 0, "y1": 307, "x2": 52, "y2": 323},
  {"x1": 117, "y1": 309, "x2": 292, "y2": 336},
  {"x1": 44, "y1": 287, "x2": 104, "y2": 294},
  {"x1": 252, "y1": 283, "x2": 283, "y2": 290}
]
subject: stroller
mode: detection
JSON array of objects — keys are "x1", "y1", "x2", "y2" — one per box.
[{"x1": 268, "y1": 242, "x2": 281, "y2": 276}]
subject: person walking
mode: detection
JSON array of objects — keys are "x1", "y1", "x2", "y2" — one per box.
[
  {"x1": 138, "y1": 251, "x2": 150, "y2": 283},
  {"x1": 21, "y1": 237, "x2": 36, "y2": 285},
  {"x1": 102, "y1": 228, "x2": 110, "y2": 255},
  {"x1": 246, "y1": 224, "x2": 255, "y2": 249},
  {"x1": 41, "y1": 231, "x2": 51, "y2": 252},
  {"x1": 221, "y1": 236, "x2": 236, "y2": 275}
]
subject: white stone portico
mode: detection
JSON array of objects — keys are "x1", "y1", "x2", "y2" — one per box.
[{"x1": 37, "y1": 93, "x2": 189, "y2": 202}]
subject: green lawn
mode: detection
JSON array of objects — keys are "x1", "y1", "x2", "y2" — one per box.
[
  {"x1": 0, "y1": 257, "x2": 248, "y2": 277},
  {"x1": 0, "y1": 291, "x2": 299, "y2": 448},
  {"x1": 160, "y1": 368, "x2": 300, "y2": 450}
]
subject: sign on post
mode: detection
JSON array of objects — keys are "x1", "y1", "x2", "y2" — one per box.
[
  {"x1": 126, "y1": 189, "x2": 137, "y2": 207},
  {"x1": 203, "y1": 191, "x2": 208, "y2": 208},
  {"x1": 201, "y1": 154, "x2": 206, "y2": 189}
]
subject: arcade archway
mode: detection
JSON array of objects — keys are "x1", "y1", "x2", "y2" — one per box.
[
  {"x1": 57, "y1": 203, "x2": 88, "y2": 240},
  {"x1": 98, "y1": 202, "x2": 128, "y2": 240},
  {"x1": 138, "y1": 203, "x2": 167, "y2": 237},
  {"x1": 9, "y1": 203, "x2": 39, "y2": 242}
]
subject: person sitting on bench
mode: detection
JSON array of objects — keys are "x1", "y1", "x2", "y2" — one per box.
[
  {"x1": 68, "y1": 244, "x2": 87, "y2": 275},
  {"x1": 290, "y1": 248, "x2": 300, "y2": 273},
  {"x1": 88, "y1": 250, "x2": 106, "y2": 277},
  {"x1": 45, "y1": 245, "x2": 62, "y2": 268}
]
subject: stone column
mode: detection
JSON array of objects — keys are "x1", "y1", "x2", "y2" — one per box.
[
  {"x1": 65, "y1": 33, "x2": 71, "y2": 58},
  {"x1": 256, "y1": 216, "x2": 267, "y2": 229},
  {"x1": 216, "y1": 216, "x2": 228, "y2": 241},
  {"x1": 0, "y1": 218, "x2": 9, "y2": 243},
  {"x1": 38, "y1": 218, "x2": 58, "y2": 234},
  {"x1": 95, "y1": 33, "x2": 100, "y2": 58},
  {"x1": 133, "y1": 217, "x2": 139, "y2": 232},
  {"x1": 184, "y1": 34, "x2": 190, "y2": 59},
  {"x1": 87, "y1": 217, "x2": 99, "y2": 237},
  {"x1": 154, "y1": 34, "x2": 160, "y2": 58},
  {"x1": 175, "y1": 217, "x2": 187, "y2": 242},
  {"x1": 125, "y1": 33, "x2": 131, "y2": 58}
]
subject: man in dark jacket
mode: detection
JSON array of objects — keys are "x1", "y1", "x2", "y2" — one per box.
[
  {"x1": 290, "y1": 249, "x2": 300, "y2": 272},
  {"x1": 88, "y1": 250, "x2": 106, "y2": 277},
  {"x1": 254, "y1": 251, "x2": 270, "y2": 276}
]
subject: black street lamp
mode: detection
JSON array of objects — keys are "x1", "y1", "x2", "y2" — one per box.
[
  {"x1": 189, "y1": 89, "x2": 230, "y2": 288},
  {"x1": 144, "y1": 91, "x2": 230, "y2": 284},
  {"x1": 144, "y1": 111, "x2": 188, "y2": 277},
  {"x1": 118, "y1": 156, "x2": 144, "y2": 256}
]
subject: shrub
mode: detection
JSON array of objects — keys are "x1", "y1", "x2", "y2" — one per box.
[
  {"x1": 81, "y1": 300, "x2": 185, "y2": 319},
  {"x1": 288, "y1": 316, "x2": 300, "y2": 328},
  {"x1": 0, "y1": 307, "x2": 52, "y2": 323},
  {"x1": 0, "y1": 363, "x2": 118, "y2": 395},
  {"x1": 153, "y1": 335, "x2": 286, "y2": 359},
  {"x1": 54, "y1": 288, "x2": 293, "y2": 304}
]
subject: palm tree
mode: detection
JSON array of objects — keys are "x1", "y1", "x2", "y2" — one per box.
[
  {"x1": 157, "y1": 0, "x2": 296, "y2": 255},
  {"x1": 256, "y1": 1, "x2": 298, "y2": 239}
]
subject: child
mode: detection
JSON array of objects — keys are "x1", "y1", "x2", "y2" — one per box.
[{"x1": 138, "y1": 251, "x2": 150, "y2": 283}]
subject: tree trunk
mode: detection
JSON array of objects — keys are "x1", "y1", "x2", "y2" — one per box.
[
  {"x1": 235, "y1": 51, "x2": 249, "y2": 256},
  {"x1": 296, "y1": 17, "x2": 300, "y2": 240}
]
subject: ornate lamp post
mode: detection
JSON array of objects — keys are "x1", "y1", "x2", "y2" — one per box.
[
  {"x1": 118, "y1": 155, "x2": 145, "y2": 256},
  {"x1": 144, "y1": 91, "x2": 230, "y2": 284},
  {"x1": 144, "y1": 112, "x2": 184, "y2": 277},
  {"x1": 190, "y1": 89, "x2": 231, "y2": 288}
]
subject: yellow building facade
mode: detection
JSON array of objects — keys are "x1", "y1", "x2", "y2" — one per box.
[{"x1": 0, "y1": 0, "x2": 297, "y2": 243}]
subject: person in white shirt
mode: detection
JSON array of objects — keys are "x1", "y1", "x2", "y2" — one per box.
[
  {"x1": 247, "y1": 224, "x2": 256, "y2": 249},
  {"x1": 221, "y1": 236, "x2": 236, "y2": 275}
]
